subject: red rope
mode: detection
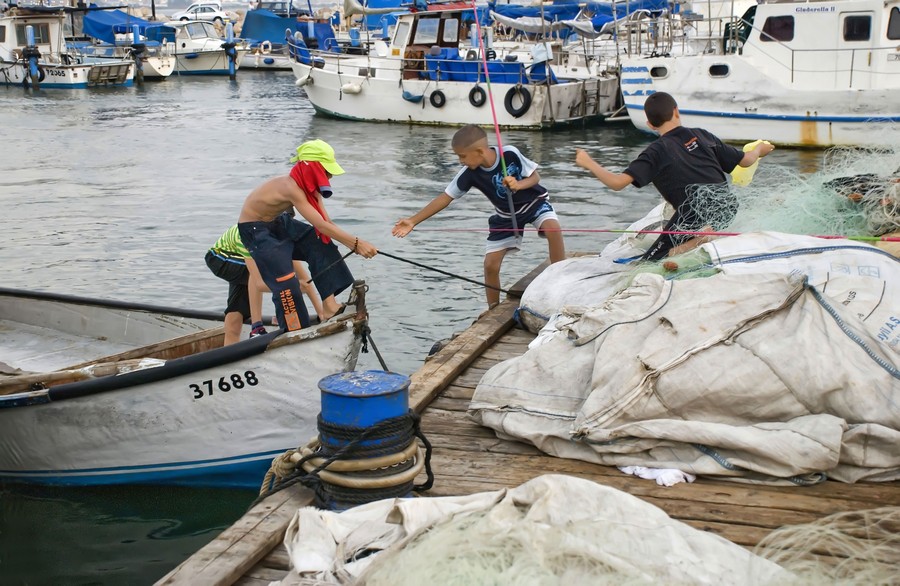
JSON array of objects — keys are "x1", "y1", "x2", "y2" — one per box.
[{"x1": 411, "y1": 227, "x2": 900, "y2": 242}]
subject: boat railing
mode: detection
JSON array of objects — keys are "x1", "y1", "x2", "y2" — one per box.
[{"x1": 288, "y1": 36, "x2": 559, "y2": 86}]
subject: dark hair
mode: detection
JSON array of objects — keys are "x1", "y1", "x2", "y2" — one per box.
[
  {"x1": 452, "y1": 124, "x2": 487, "y2": 150},
  {"x1": 644, "y1": 92, "x2": 677, "y2": 128}
]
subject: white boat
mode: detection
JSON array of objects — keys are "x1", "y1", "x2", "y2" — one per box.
[
  {"x1": 287, "y1": 5, "x2": 619, "y2": 129},
  {"x1": 79, "y1": 8, "x2": 177, "y2": 80},
  {"x1": 240, "y1": 42, "x2": 293, "y2": 70},
  {"x1": 145, "y1": 20, "x2": 250, "y2": 75},
  {"x1": 0, "y1": 282, "x2": 368, "y2": 488},
  {"x1": 0, "y1": 6, "x2": 134, "y2": 88},
  {"x1": 619, "y1": 0, "x2": 900, "y2": 147}
]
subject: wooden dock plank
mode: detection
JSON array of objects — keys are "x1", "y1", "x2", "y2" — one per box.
[
  {"x1": 156, "y1": 486, "x2": 312, "y2": 586},
  {"x1": 408, "y1": 301, "x2": 517, "y2": 413}
]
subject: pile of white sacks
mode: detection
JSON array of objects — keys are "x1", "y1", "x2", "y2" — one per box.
[{"x1": 472, "y1": 209, "x2": 900, "y2": 484}]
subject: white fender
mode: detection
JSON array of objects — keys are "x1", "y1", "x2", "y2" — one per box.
[{"x1": 341, "y1": 82, "x2": 362, "y2": 94}]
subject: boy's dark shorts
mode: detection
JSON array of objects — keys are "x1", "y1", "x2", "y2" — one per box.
[{"x1": 205, "y1": 250, "x2": 251, "y2": 320}]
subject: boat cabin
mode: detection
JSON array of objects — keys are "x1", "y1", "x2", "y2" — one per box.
[
  {"x1": 0, "y1": 7, "x2": 69, "y2": 63},
  {"x1": 389, "y1": 5, "x2": 526, "y2": 82}
]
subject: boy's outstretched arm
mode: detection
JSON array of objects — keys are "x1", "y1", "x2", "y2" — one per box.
[
  {"x1": 393, "y1": 193, "x2": 454, "y2": 238},
  {"x1": 738, "y1": 141, "x2": 775, "y2": 168},
  {"x1": 575, "y1": 148, "x2": 633, "y2": 191},
  {"x1": 289, "y1": 187, "x2": 378, "y2": 258}
]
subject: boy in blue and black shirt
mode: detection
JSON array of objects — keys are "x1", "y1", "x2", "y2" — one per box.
[{"x1": 393, "y1": 125, "x2": 566, "y2": 308}]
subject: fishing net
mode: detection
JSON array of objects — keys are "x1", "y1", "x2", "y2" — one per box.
[
  {"x1": 753, "y1": 506, "x2": 900, "y2": 585},
  {"x1": 361, "y1": 509, "x2": 645, "y2": 586},
  {"x1": 621, "y1": 144, "x2": 900, "y2": 282},
  {"x1": 700, "y1": 144, "x2": 900, "y2": 238}
]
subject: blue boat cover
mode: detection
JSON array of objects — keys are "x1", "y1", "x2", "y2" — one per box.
[
  {"x1": 83, "y1": 7, "x2": 156, "y2": 44},
  {"x1": 241, "y1": 9, "x2": 304, "y2": 45},
  {"x1": 488, "y1": 0, "x2": 670, "y2": 33}
]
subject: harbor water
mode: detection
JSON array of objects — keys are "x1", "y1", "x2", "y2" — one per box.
[{"x1": 0, "y1": 71, "x2": 824, "y2": 584}]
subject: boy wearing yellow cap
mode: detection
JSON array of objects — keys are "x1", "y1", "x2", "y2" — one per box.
[{"x1": 237, "y1": 139, "x2": 378, "y2": 332}]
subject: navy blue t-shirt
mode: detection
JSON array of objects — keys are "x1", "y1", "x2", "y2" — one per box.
[
  {"x1": 445, "y1": 146, "x2": 547, "y2": 217},
  {"x1": 624, "y1": 126, "x2": 744, "y2": 209}
]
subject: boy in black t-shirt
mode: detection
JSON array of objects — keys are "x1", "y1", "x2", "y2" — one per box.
[
  {"x1": 575, "y1": 92, "x2": 774, "y2": 260},
  {"x1": 393, "y1": 125, "x2": 566, "y2": 308}
]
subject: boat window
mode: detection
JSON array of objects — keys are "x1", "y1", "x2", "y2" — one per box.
[
  {"x1": 888, "y1": 7, "x2": 900, "y2": 40},
  {"x1": 413, "y1": 18, "x2": 440, "y2": 45},
  {"x1": 442, "y1": 18, "x2": 459, "y2": 44},
  {"x1": 760, "y1": 16, "x2": 794, "y2": 42},
  {"x1": 0, "y1": 26, "x2": 5, "y2": 43},
  {"x1": 14, "y1": 23, "x2": 51, "y2": 44},
  {"x1": 843, "y1": 15, "x2": 871, "y2": 41},
  {"x1": 649, "y1": 66, "x2": 668, "y2": 78},
  {"x1": 709, "y1": 64, "x2": 729, "y2": 77},
  {"x1": 392, "y1": 21, "x2": 410, "y2": 48}
]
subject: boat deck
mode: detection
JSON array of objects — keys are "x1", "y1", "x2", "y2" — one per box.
[
  {"x1": 0, "y1": 319, "x2": 134, "y2": 374},
  {"x1": 158, "y1": 262, "x2": 900, "y2": 586}
]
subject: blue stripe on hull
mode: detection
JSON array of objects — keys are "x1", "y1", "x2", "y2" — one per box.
[
  {"x1": 175, "y1": 70, "x2": 236, "y2": 76},
  {"x1": 0, "y1": 450, "x2": 285, "y2": 489},
  {"x1": 624, "y1": 103, "x2": 900, "y2": 123}
]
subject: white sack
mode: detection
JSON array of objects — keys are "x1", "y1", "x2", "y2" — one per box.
[{"x1": 517, "y1": 203, "x2": 671, "y2": 332}]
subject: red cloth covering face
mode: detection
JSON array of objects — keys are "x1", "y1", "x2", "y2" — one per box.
[{"x1": 290, "y1": 161, "x2": 334, "y2": 243}]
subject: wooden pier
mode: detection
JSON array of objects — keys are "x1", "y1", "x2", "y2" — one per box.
[{"x1": 158, "y1": 262, "x2": 900, "y2": 586}]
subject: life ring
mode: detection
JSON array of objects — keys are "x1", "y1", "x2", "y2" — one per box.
[
  {"x1": 469, "y1": 85, "x2": 486, "y2": 108},
  {"x1": 259, "y1": 40, "x2": 272, "y2": 55},
  {"x1": 504, "y1": 85, "x2": 531, "y2": 118},
  {"x1": 429, "y1": 89, "x2": 446, "y2": 108}
]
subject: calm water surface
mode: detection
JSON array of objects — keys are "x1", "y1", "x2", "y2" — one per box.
[{"x1": 0, "y1": 71, "x2": 823, "y2": 584}]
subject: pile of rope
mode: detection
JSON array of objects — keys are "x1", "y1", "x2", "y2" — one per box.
[{"x1": 255, "y1": 411, "x2": 433, "y2": 510}]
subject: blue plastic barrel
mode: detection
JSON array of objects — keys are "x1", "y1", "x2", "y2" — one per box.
[{"x1": 318, "y1": 370, "x2": 410, "y2": 451}]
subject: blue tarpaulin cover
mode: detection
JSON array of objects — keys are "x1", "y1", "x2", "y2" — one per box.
[
  {"x1": 83, "y1": 8, "x2": 156, "y2": 44},
  {"x1": 488, "y1": 0, "x2": 669, "y2": 33}
]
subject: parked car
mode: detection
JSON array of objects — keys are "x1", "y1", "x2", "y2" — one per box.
[{"x1": 171, "y1": 3, "x2": 229, "y2": 23}]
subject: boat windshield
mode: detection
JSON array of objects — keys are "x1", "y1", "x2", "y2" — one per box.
[{"x1": 184, "y1": 21, "x2": 217, "y2": 39}]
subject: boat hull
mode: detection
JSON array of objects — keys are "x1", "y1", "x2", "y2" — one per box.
[
  {"x1": 0, "y1": 288, "x2": 363, "y2": 489},
  {"x1": 141, "y1": 55, "x2": 176, "y2": 79},
  {"x1": 174, "y1": 48, "x2": 250, "y2": 75},
  {"x1": 290, "y1": 59, "x2": 616, "y2": 129},
  {"x1": 0, "y1": 323, "x2": 361, "y2": 488},
  {"x1": 0, "y1": 60, "x2": 134, "y2": 89},
  {"x1": 621, "y1": 58, "x2": 900, "y2": 147},
  {"x1": 241, "y1": 50, "x2": 292, "y2": 70}
]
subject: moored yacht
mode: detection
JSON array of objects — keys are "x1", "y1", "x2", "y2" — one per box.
[
  {"x1": 620, "y1": 0, "x2": 900, "y2": 146},
  {"x1": 0, "y1": 4, "x2": 134, "y2": 89},
  {"x1": 287, "y1": 3, "x2": 619, "y2": 129}
]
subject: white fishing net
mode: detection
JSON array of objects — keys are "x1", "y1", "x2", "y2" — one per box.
[
  {"x1": 753, "y1": 506, "x2": 900, "y2": 585},
  {"x1": 694, "y1": 144, "x2": 900, "y2": 238}
]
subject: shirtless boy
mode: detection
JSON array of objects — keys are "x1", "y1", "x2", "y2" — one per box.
[{"x1": 238, "y1": 139, "x2": 377, "y2": 331}]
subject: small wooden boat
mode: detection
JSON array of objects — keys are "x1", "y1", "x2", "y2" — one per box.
[{"x1": 0, "y1": 283, "x2": 368, "y2": 488}]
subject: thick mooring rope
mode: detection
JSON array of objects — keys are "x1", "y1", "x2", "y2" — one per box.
[{"x1": 252, "y1": 411, "x2": 434, "y2": 510}]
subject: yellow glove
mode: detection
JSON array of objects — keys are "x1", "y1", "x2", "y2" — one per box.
[{"x1": 730, "y1": 140, "x2": 771, "y2": 187}]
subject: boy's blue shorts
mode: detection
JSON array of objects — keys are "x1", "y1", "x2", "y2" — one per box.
[{"x1": 486, "y1": 199, "x2": 558, "y2": 254}]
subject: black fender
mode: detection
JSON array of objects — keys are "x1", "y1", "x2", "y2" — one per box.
[
  {"x1": 429, "y1": 89, "x2": 446, "y2": 108},
  {"x1": 469, "y1": 85, "x2": 486, "y2": 107},
  {"x1": 504, "y1": 85, "x2": 532, "y2": 118}
]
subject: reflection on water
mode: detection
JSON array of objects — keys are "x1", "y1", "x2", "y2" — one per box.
[
  {"x1": 0, "y1": 71, "x2": 827, "y2": 584},
  {"x1": 0, "y1": 484, "x2": 256, "y2": 584}
]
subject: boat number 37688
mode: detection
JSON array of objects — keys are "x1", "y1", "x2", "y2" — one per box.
[{"x1": 190, "y1": 371, "x2": 260, "y2": 399}]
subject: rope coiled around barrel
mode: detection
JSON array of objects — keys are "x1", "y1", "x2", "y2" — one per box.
[{"x1": 254, "y1": 410, "x2": 433, "y2": 510}]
